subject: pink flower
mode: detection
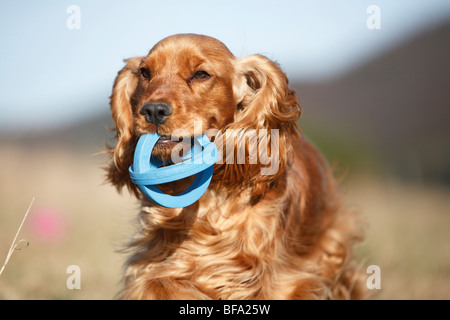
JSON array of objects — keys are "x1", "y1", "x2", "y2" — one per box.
[{"x1": 29, "y1": 207, "x2": 68, "y2": 241}]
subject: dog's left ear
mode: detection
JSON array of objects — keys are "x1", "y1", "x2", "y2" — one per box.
[
  {"x1": 232, "y1": 54, "x2": 301, "y2": 128},
  {"x1": 214, "y1": 55, "x2": 301, "y2": 198}
]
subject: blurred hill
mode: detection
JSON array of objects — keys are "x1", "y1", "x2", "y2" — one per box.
[
  {"x1": 295, "y1": 20, "x2": 450, "y2": 184},
  {"x1": 2, "y1": 20, "x2": 449, "y2": 184},
  {"x1": 0, "y1": 113, "x2": 114, "y2": 156}
]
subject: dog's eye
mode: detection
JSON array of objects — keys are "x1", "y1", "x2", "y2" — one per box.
[
  {"x1": 140, "y1": 67, "x2": 151, "y2": 79},
  {"x1": 191, "y1": 71, "x2": 211, "y2": 81}
]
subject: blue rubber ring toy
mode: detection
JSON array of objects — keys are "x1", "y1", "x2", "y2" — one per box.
[{"x1": 129, "y1": 133, "x2": 219, "y2": 208}]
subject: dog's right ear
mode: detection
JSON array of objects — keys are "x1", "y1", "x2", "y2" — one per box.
[{"x1": 106, "y1": 57, "x2": 142, "y2": 196}]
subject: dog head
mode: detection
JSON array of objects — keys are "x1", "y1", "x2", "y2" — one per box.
[{"x1": 107, "y1": 34, "x2": 300, "y2": 198}]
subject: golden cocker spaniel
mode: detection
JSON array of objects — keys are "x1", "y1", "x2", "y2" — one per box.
[{"x1": 106, "y1": 34, "x2": 363, "y2": 299}]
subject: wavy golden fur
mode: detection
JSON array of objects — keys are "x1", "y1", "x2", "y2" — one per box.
[{"x1": 106, "y1": 34, "x2": 364, "y2": 299}]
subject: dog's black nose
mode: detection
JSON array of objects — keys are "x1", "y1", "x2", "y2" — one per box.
[{"x1": 140, "y1": 102, "x2": 172, "y2": 125}]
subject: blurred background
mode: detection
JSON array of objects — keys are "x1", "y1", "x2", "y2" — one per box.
[{"x1": 0, "y1": 0, "x2": 449, "y2": 299}]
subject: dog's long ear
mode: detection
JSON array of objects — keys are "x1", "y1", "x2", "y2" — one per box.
[
  {"x1": 214, "y1": 54, "x2": 301, "y2": 199},
  {"x1": 232, "y1": 54, "x2": 300, "y2": 128},
  {"x1": 106, "y1": 57, "x2": 142, "y2": 197}
]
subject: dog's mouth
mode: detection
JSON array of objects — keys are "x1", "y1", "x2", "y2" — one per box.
[
  {"x1": 155, "y1": 135, "x2": 178, "y2": 148},
  {"x1": 154, "y1": 135, "x2": 196, "y2": 148},
  {"x1": 150, "y1": 135, "x2": 198, "y2": 164}
]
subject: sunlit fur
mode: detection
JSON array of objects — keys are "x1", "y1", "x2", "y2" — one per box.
[{"x1": 106, "y1": 34, "x2": 364, "y2": 299}]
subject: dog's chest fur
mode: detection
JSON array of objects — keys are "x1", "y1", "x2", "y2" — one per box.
[{"x1": 130, "y1": 185, "x2": 299, "y2": 299}]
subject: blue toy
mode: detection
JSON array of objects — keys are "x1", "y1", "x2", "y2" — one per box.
[{"x1": 129, "y1": 133, "x2": 219, "y2": 208}]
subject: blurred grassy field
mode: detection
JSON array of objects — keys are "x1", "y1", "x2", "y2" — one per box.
[
  {"x1": 0, "y1": 143, "x2": 137, "y2": 299},
  {"x1": 0, "y1": 142, "x2": 449, "y2": 299}
]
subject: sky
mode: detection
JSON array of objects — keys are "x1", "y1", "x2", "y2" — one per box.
[{"x1": 1, "y1": 0, "x2": 450, "y2": 131}]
